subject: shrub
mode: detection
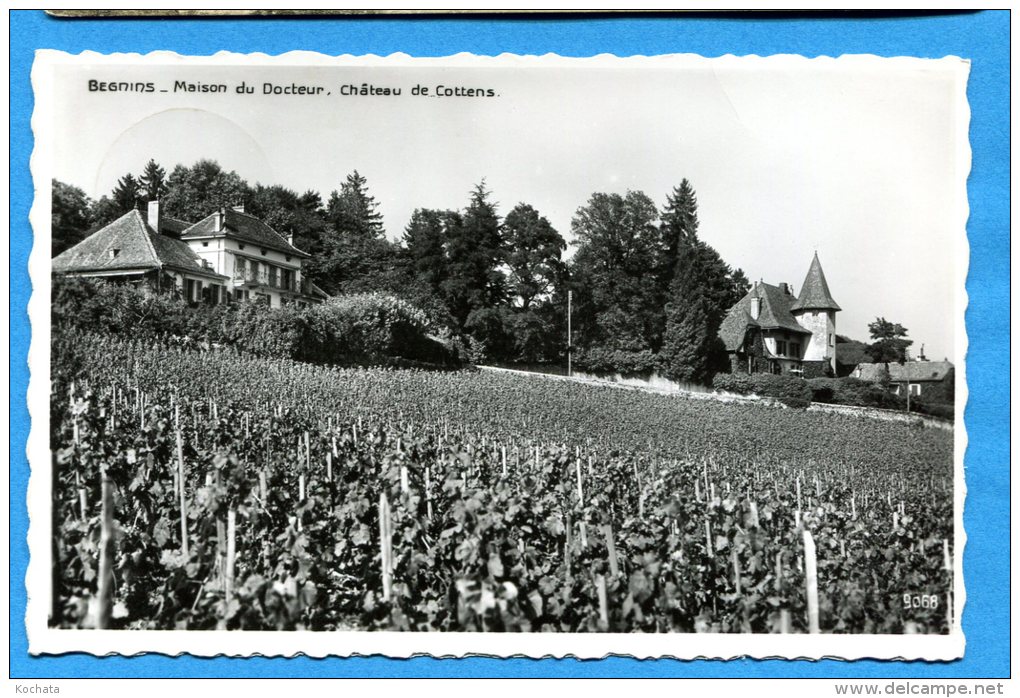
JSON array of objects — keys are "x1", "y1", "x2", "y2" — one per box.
[
  {"x1": 573, "y1": 347, "x2": 659, "y2": 376},
  {"x1": 51, "y1": 278, "x2": 459, "y2": 368},
  {"x1": 712, "y1": 373, "x2": 813, "y2": 408}
]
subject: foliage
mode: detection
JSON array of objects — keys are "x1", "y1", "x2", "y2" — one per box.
[
  {"x1": 51, "y1": 180, "x2": 92, "y2": 256},
  {"x1": 51, "y1": 278, "x2": 458, "y2": 368},
  {"x1": 442, "y1": 182, "x2": 507, "y2": 330},
  {"x1": 867, "y1": 318, "x2": 913, "y2": 364},
  {"x1": 570, "y1": 190, "x2": 661, "y2": 353},
  {"x1": 712, "y1": 373, "x2": 814, "y2": 408},
  {"x1": 573, "y1": 347, "x2": 660, "y2": 376},
  {"x1": 503, "y1": 203, "x2": 567, "y2": 311},
  {"x1": 138, "y1": 159, "x2": 168, "y2": 202},
  {"x1": 51, "y1": 332, "x2": 954, "y2": 633},
  {"x1": 162, "y1": 160, "x2": 248, "y2": 222}
]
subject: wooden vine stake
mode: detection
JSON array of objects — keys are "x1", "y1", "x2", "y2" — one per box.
[
  {"x1": 96, "y1": 464, "x2": 115, "y2": 629},
  {"x1": 595, "y1": 574, "x2": 609, "y2": 629},
  {"x1": 175, "y1": 427, "x2": 189, "y2": 559},
  {"x1": 705, "y1": 519, "x2": 714, "y2": 557},
  {"x1": 601, "y1": 524, "x2": 619, "y2": 577},
  {"x1": 424, "y1": 466, "x2": 433, "y2": 520},
  {"x1": 779, "y1": 609, "x2": 791, "y2": 634},
  {"x1": 943, "y1": 539, "x2": 952, "y2": 571},
  {"x1": 501, "y1": 446, "x2": 507, "y2": 477},
  {"x1": 803, "y1": 529, "x2": 820, "y2": 634},
  {"x1": 75, "y1": 471, "x2": 87, "y2": 521},
  {"x1": 378, "y1": 492, "x2": 393, "y2": 602},
  {"x1": 218, "y1": 508, "x2": 237, "y2": 630},
  {"x1": 575, "y1": 458, "x2": 584, "y2": 507}
]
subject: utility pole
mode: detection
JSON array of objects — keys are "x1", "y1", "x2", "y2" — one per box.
[{"x1": 567, "y1": 289, "x2": 573, "y2": 377}]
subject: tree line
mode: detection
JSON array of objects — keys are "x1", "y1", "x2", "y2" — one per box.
[{"x1": 52, "y1": 159, "x2": 749, "y2": 382}]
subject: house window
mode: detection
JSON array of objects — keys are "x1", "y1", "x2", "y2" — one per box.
[
  {"x1": 108, "y1": 248, "x2": 120, "y2": 259},
  {"x1": 239, "y1": 244, "x2": 246, "y2": 250},
  {"x1": 261, "y1": 248, "x2": 267, "y2": 256},
  {"x1": 776, "y1": 340, "x2": 787, "y2": 356},
  {"x1": 790, "y1": 342, "x2": 801, "y2": 357},
  {"x1": 185, "y1": 279, "x2": 195, "y2": 302},
  {"x1": 202, "y1": 241, "x2": 209, "y2": 247},
  {"x1": 910, "y1": 384, "x2": 921, "y2": 396}
]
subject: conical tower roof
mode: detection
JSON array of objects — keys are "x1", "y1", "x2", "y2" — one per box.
[{"x1": 790, "y1": 252, "x2": 841, "y2": 312}]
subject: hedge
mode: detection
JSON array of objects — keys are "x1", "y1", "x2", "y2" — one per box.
[
  {"x1": 51, "y1": 277, "x2": 460, "y2": 368},
  {"x1": 712, "y1": 373, "x2": 813, "y2": 408}
]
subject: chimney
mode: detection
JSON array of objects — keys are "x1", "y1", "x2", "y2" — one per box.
[
  {"x1": 147, "y1": 199, "x2": 161, "y2": 234},
  {"x1": 778, "y1": 282, "x2": 789, "y2": 295},
  {"x1": 213, "y1": 209, "x2": 224, "y2": 231},
  {"x1": 750, "y1": 295, "x2": 761, "y2": 320},
  {"x1": 287, "y1": 233, "x2": 294, "y2": 246}
]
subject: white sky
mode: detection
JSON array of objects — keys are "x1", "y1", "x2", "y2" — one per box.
[{"x1": 47, "y1": 55, "x2": 967, "y2": 360}]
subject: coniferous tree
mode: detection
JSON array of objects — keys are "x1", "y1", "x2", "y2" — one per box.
[
  {"x1": 326, "y1": 170, "x2": 384, "y2": 239},
  {"x1": 138, "y1": 159, "x2": 168, "y2": 201},
  {"x1": 111, "y1": 173, "x2": 141, "y2": 214},
  {"x1": 443, "y1": 181, "x2": 507, "y2": 329},
  {"x1": 658, "y1": 242, "x2": 726, "y2": 384}
]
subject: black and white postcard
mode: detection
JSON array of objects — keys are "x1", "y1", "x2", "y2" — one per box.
[{"x1": 28, "y1": 50, "x2": 969, "y2": 659}]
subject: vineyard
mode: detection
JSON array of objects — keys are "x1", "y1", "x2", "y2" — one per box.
[{"x1": 50, "y1": 330, "x2": 955, "y2": 633}]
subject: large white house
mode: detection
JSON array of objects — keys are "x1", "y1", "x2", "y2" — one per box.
[{"x1": 53, "y1": 200, "x2": 327, "y2": 308}]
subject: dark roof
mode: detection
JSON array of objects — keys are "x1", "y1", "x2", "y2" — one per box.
[
  {"x1": 718, "y1": 282, "x2": 811, "y2": 352},
  {"x1": 855, "y1": 361, "x2": 954, "y2": 383},
  {"x1": 52, "y1": 209, "x2": 227, "y2": 279},
  {"x1": 143, "y1": 210, "x2": 192, "y2": 238},
  {"x1": 182, "y1": 208, "x2": 309, "y2": 257},
  {"x1": 790, "y1": 252, "x2": 841, "y2": 311}
]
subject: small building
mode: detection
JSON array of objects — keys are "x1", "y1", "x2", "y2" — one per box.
[
  {"x1": 718, "y1": 253, "x2": 841, "y2": 377},
  {"x1": 853, "y1": 360, "x2": 955, "y2": 400},
  {"x1": 51, "y1": 207, "x2": 229, "y2": 301}
]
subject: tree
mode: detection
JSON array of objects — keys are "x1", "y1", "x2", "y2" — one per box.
[
  {"x1": 51, "y1": 180, "x2": 92, "y2": 255},
  {"x1": 87, "y1": 196, "x2": 123, "y2": 230},
  {"x1": 402, "y1": 208, "x2": 450, "y2": 296},
  {"x1": 442, "y1": 181, "x2": 507, "y2": 329},
  {"x1": 658, "y1": 181, "x2": 748, "y2": 340},
  {"x1": 162, "y1": 160, "x2": 248, "y2": 222},
  {"x1": 111, "y1": 173, "x2": 141, "y2": 214},
  {"x1": 503, "y1": 203, "x2": 567, "y2": 311},
  {"x1": 326, "y1": 170, "x2": 384, "y2": 239},
  {"x1": 138, "y1": 159, "x2": 168, "y2": 201},
  {"x1": 658, "y1": 242, "x2": 727, "y2": 384},
  {"x1": 866, "y1": 317, "x2": 913, "y2": 363},
  {"x1": 570, "y1": 190, "x2": 661, "y2": 352},
  {"x1": 314, "y1": 171, "x2": 398, "y2": 295}
]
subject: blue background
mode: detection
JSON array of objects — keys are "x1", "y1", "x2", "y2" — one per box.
[{"x1": 9, "y1": 10, "x2": 1010, "y2": 679}]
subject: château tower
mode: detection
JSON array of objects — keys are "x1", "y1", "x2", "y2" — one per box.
[{"x1": 790, "y1": 252, "x2": 841, "y2": 375}]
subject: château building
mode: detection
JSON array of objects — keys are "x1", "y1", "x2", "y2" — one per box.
[{"x1": 718, "y1": 253, "x2": 840, "y2": 377}]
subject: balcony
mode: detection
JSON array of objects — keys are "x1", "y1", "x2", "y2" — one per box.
[{"x1": 233, "y1": 267, "x2": 298, "y2": 292}]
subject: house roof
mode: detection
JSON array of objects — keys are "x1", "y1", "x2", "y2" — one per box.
[
  {"x1": 182, "y1": 208, "x2": 309, "y2": 258},
  {"x1": 143, "y1": 210, "x2": 192, "y2": 238},
  {"x1": 718, "y1": 282, "x2": 811, "y2": 352},
  {"x1": 790, "y1": 252, "x2": 841, "y2": 311},
  {"x1": 52, "y1": 209, "x2": 227, "y2": 280},
  {"x1": 855, "y1": 361, "x2": 954, "y2": 383}
]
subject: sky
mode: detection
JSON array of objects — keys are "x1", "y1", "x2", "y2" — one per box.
[{"x1": 45, "y1": 55, "x2": 968, "y2": 361}]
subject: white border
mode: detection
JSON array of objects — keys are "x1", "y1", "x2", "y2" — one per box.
[{"x1": 26, "y1": 49, "x2": 970, "y2": 660}]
